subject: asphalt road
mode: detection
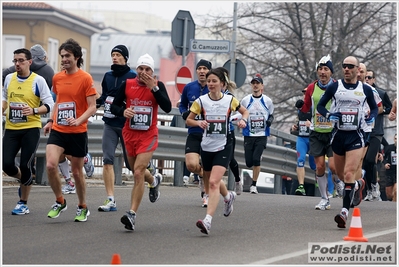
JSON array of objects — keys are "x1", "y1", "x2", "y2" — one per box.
[{"x1": 2, "y1": 182, "x2": 397, "y2": 266}]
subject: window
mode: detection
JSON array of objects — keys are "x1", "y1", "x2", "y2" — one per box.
[
  {"x1": 2, "y1": 35, "x2": 25, "y2": 68},
  {"x1": 47, "y1": 38, "x2": 59, "y2": 71}
]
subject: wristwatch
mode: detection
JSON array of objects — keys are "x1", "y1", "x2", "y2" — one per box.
[
  {"x1": 33, "y1": 108, "x2": 39, "y2": 115},
  {"x1": 152, "y1": 86, "x2": 159, "y2": 92}
]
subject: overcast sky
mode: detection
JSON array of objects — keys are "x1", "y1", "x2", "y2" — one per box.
[{"x1": 47, "y1": 1, "x2": 236, "y2": 22}]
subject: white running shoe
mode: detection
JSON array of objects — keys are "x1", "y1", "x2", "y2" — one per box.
[
  {"x1": 235, "y1": 181, "x2": 243, "y2": 195},
  {"x1": 364, "y1": 190, "x2": 373, "y2": 201},
  {"x1": 249, "y1": 185, "x2": 258, "y2": 194},
  {"x1": 315, "y1": 198, "x2": 331, "y2": 210},
  {"x1": 62, "y1": 183, "x2": 76, "y2": 194},
  {"x1": 201, "y1": 194, "x2": 208, "y2": 208}
]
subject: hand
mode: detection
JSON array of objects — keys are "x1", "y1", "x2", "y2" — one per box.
[
  {"x1": 328, "y1": 112, "x2": 342, "y2": 122},
  {"x1": 266, "y1": 120, "x2": 272, "y2": 127},
  {"x1": 365, "y1": 117, "x2": 375, "y2": 126},
  {"x1": 295, "y1": 100, "x2": 304, "y2": 109},
  {"x1": 182, "y1": 110, "x2": 190, "y2": 120}
]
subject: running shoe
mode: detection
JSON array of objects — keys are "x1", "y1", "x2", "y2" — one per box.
[
  {"x1": 147, "y1": 160, "x2": 156, "y2": 176},
  {"x1": 334, "y1": 209, "x2": 348, "y2": 228},
  {"x1": 12, "y1": 202, "x2": 30, "y2": 215},
  {"x1": 364, "y1": 190, "x2": 373, "y2": 201},
  {"x1": 235, "y1": 181, "x2": 243, "y2": 195},
  {"x1": 48, "y1": 200, "x2": 67, "y2": 218},
  {"x1": 75, "y1": 206, "x2": 90, "y2": 222},
  {"x1": 351, "y1": 178, "x2": 365, "y2": 207},
  {"x1": 371, "y1": 183, "x2": 380, "y2": 200},
  {"x1": 121, "y1": 211, "x2": 136, "y2": 231},
  {"x1": 149, "y1": 173, "x2": 162, "y2": 203},
  {"x1": 249, "y1": 185, "x2": 258, "y2": 194},
  {"x1": 196, "y1": 219, "x2": 211, "y2": 235},
  {"x1": 183, "y1": 176, "x2": 189, "y2": 186},
  {"x1": 335, "y1": 180, "x2": 345, "y2": 198},
  {"x1": 199, "y1": 177, "x2": 205, "y2": 197},
  {"x1": 224, "y1": 191, "x2": 237, "y2": 217},
  {"x1": 202, "y1": 194, "x2": 208, "y2": 208},
  {"x1": 62, "y1": 183, "x2": 76, "y2": 194},
  {"x1": 98, "y1": 198, "x2": 117, "y2": 212},
  {"x1": 315, "y1": 198, "x2": 331, "y2": 210},
  {"x1": 295, "y1": 184, "x2": 306, "y2": 196},
  {"x1": 83, "y1": 153, "x2": 94, "y2": 177}
]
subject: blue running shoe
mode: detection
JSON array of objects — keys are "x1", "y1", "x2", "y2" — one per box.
[{"x1": 12, "y1": 202, "x2": 30, "y2": 215}]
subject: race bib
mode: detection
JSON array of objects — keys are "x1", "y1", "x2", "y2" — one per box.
[
  {"x1": 103, "y1": 96, "x2": 115, "y2": 118},
  {"x1": 298, "y1": 120, "x2": 310, "y2": 136},
  {"x1": 336, "y1": 108, "x2": 358, "y2": 131},
  {"x1": 249, "y1": 115, "x2": 266, "y2": 134},
  {"x1": 315, "y1": 112, "x2": 333, "y2": 129},
  {"x1": 129, "y1": 106, "x2": 152, "y2": 130},
  {"x1": 57, "y1": 102, "x2": 76, "y2": 125},
  {"x1": 8, "y1": 102, "x2": 27, "y2": 123},
  {"x1": 391, "y1": 151, "x2": 397, "y2": 166},
  {"x1": 205, "y1": 115, "x2": 227, "y2": 138}
]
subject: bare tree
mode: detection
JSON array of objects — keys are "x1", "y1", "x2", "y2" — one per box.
[{"x1": 199, "y1": 2, "x2": 396, "y2": 131}]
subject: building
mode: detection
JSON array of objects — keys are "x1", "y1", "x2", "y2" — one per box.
[{"x1": 2, "y1": 2, "x2": 102, "y2": 72}]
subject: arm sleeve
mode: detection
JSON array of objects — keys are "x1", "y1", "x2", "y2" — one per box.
[
  {"x1": 97, "y1": 75, "x2": 108, "y2": 106},
  {"x1": 382, "y1": 92, "x2": 392, "y2": 114},
  {"x1": 110, "y1": 81, "x2": 126, "y2": 117},
  {"x1": 316, "y1": 85, "x2": 336, "y2": 117},
  {"x1": 153, "y1": 81, "x2": 172, "y2": 113},
  {"x1": 179, "y1": 85, "x2": 189, "y2": 114},
  {"x1": 365, "y1": 85, "x2": 378, "y2": 120}
]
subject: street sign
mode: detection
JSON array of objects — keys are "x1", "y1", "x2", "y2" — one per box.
[
  {"x1": 190, "y1": 39, "x2": 230, "y2": 53},
  {"x1": 175, "y1": 66, "x2": 192, "y2": 94},
  {"x1": 223, "y1": 59, "x2": 247, "y2": 88},
  {"x1": 171, "y1": 10, "x2": 195, "y2": 56}
]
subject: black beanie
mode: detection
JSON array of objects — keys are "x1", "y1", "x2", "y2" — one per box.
[
  {"x1": 111, "y1": 45, "x2": 129, "y2": 62},
  {"x1": 196, "y1": 59, "x2": 212, "y2": 70}
]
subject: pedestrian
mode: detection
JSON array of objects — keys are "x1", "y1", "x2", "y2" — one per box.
[
  {"x1": 215, "y1": 67, "x2": 243, "y2": 195},
  {"x1": 383, "y1": 133, "x2": 397, "y2": 202},
  {"x1": 96, "y1": 44, "x2": 137, "y2": 212},
  {"x1": 43, "y1": 38, "x2": 97, "y2": 222},
  {"x1": 170, "y1": 101, "x2": 199, "y2": 186},
  {"x1": 2, "y1": 47, "x2": 54, "y2": 215},
  {"x1": 239, "y1": 73, "x2": 274, "y2": 194},
  {"x1": 179, "y1": 59, "x2": 212, "y2": 206},
  {"x1": 110, "y1": 53, "x2": 172, "y2": 231},
  {"x1": 317, "y1": 55, "x2": 378, "y2": 228},
  {"x1": 2, "y1": 44, "x2": 55, "y2": 185},
  {"x1": 296, "y1": 54, "x2": 341, "y2": 209},
  {"x1": 363, "y1": 69, "x2": 392, "y2": 200},
  {"x1": 291, "y1": 88, "x2": 317, "y2": 196},
  {"x1": 356, "y1": 63, "x2": 383, "y2": 201},
  {"x1": 186, "y1": 67, "x2": 249, "y2": 235}
]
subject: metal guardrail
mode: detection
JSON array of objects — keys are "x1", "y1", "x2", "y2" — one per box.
[{"x1": 21, "y1": 108, "x2": 315, "y2": 194}]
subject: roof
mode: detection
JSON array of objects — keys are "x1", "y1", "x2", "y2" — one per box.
[
  {"x1": 2, "y1": 2, "x2": 102, "y2": 35},
  {"x1": 91, "y1": 32, "x2": 173, "y2": 68}
]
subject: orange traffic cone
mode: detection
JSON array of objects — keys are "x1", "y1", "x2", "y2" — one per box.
[
  {"x1": 343, "y1": 207, "x2": 368, "y2": 242},
  {"x1": 111, "y1": 253, "x2": 121, "y2": 264}
]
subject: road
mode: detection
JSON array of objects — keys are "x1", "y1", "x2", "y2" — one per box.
[{"x1": 2, "y1": 182, "x2": 397, "y2": 266}]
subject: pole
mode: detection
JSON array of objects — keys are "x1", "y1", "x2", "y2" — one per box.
[
  {"x1": 229, "y1": 2, "x2": 238, "y2": 82},
  {"x1": 182, "y1": 17, "x2": 188, "y2": 66}
]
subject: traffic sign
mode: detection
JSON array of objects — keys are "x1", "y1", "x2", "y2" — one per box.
[
  {"x1": 223, "y1": 59, "x2": 247, "y2": 88},
  {"x1": 171, "y1": 10, "x2": 195, "y2": 56},
  {"x1": 190, "y1": 39, "x2": 230, "y2": 53},
  {"x1": 175, "y1": 66, "x2": 192, "y2": 94}
]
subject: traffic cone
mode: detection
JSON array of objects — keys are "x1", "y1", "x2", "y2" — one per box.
[
  {"x1": 343, "y1": 207, "x2": 368, "y2": 242},
  {"x1": 111, "y1": 253, "x2": 121, "y2": 264}
]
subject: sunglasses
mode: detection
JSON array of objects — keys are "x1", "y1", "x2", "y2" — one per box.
[
  {"x1": 342, "y1": 63, "x2": 358, "y2": 69},
  {"x1": 365, "y1": 76, "x2": 374, "y2": 79}
]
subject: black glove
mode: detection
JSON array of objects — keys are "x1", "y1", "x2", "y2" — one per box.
[
  {"x1": 295, "y1": 100, "x2": 304, "y2": 109},
  {"x1": 266, "y1": 114, "x2": 274, "y2": 127},
  {"x1": 182, "y1": 110, "x2": 190, "y2": 120},
  {"x1": 327, "y1": 112, "x2": 342, "y2": 122}
]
